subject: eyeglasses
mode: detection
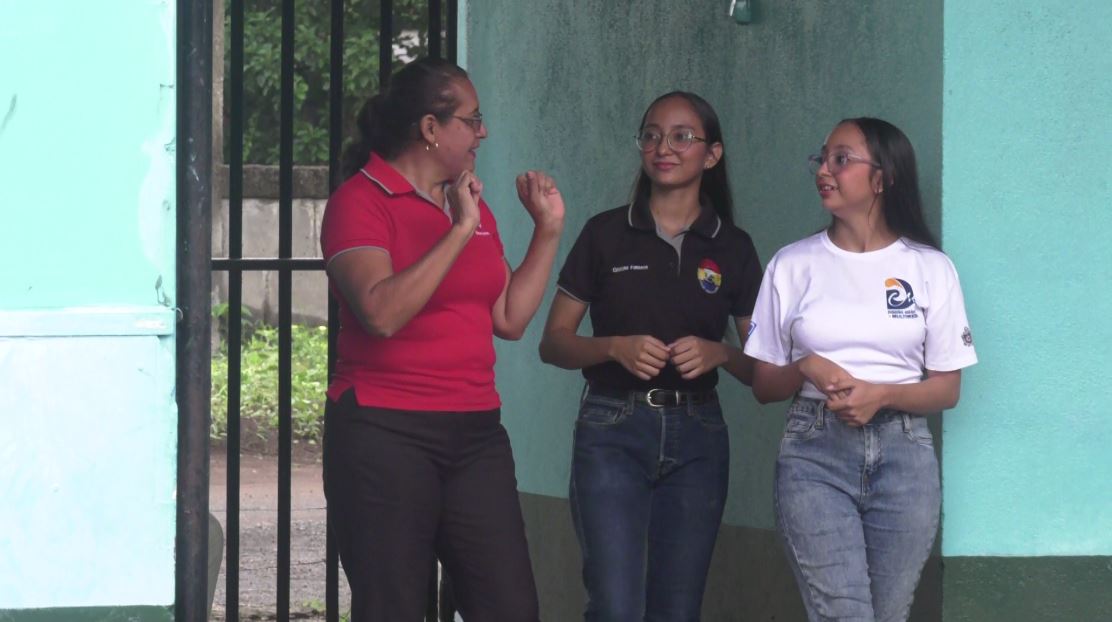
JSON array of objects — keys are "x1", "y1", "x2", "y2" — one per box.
[
  {"x1": 453, "y1": 112, "x2": 485, "y2": 132},
  {"x1": 635, "y1": 129, "x2": 707, "y2": 153},
  {"x1": 808, "y1": 150, "x2": 880, "y2": 175}
]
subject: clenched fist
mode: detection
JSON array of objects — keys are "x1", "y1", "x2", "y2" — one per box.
[{"x1": 515, "y1": 170, "x2": 565, "y2": 234}]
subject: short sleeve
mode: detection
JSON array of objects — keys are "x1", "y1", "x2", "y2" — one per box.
[
  {"x1": 556, "y1": 217, "x2": 600, "y2": 303},
  {"x1": 742, "y1": 254, "x2": 793, "y2": 366},
  {"x1": 730, "y1": 233, "x2": 764, "y2": 317},
  {"x1": 320, "y1": 183, "x2": 393, "y2": 265},
  {"x1": 923, "y1": 258, "x2": 978, "y2": 371}
]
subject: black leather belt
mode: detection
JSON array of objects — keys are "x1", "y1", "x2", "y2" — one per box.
[{"x1": 589, "y1": 384, "x2": 717, "y2": 408}]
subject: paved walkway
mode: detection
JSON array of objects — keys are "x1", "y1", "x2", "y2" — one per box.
[{"x1": 208, "y1": 450, "x2": 350, "y2": 620}]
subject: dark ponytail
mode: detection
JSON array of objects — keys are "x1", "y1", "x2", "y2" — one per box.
[{"x1": 340, "y1": 57, "x2": 469, "y2": 180}]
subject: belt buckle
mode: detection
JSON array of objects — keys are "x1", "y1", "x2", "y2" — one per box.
[{"x1": 645, "y1": 388, "x2": 673, "y2": 408}]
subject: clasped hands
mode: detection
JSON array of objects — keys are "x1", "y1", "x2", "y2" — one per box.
[
  {"x1": 798, "y1": 354, "x2": 888, "y2": 427},
  {"x1": 610, "y1": 335, "x2": 726, "y2": 382}
]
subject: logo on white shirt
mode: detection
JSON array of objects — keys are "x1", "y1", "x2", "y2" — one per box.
[{"x1": 885, "y1": 278, "x2": 919, "y2": 319}]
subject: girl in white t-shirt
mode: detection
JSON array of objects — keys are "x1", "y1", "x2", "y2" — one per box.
[{"x1": 744, "y1": 118, "x2": 977, "y2": 622}]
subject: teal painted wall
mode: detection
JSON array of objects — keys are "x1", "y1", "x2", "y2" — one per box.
[
  {"x1": 0, "y1": 3, "x2": 176, "y2": 310},
  {"x1": 468, "y1": 0, "x2": 942, "y2": 528},
  {"x1": 0, "y1": 2, "x2": 178, "y2": 611},
  {"x1": 941, "y1": 0, "x2": 1112, "y2": 556}
]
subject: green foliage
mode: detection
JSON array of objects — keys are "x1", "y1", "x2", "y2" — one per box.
[
  {"x1": 229, "y1": 0, "x2": 440, "y2": 165},
  {"x1": 300, "y1": 599, "x2": 351, "y2": 620},
  {"x1": 211, "y1": 323, "x2": 330, "y2": 445}
]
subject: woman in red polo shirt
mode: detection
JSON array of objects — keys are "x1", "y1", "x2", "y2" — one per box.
[{"x1": 320, "y1": 57, "x2": 564, "y2": 621}]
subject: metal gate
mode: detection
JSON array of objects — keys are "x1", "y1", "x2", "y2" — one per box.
[{"x1": 177, "y1": 1, "x2": 459, "y2": 620}]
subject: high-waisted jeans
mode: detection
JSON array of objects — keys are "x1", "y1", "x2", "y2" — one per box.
[
  {"x1": 569, "y1": 385, "x2": 730, "y2": 621},
  {"x1": 775, "y1": 397, "x2": 940, "y2": 622}
]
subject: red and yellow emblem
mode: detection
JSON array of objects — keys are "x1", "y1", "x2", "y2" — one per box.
[{"x1": 697, "y1": 259, "x2": 722, "y2": 294}]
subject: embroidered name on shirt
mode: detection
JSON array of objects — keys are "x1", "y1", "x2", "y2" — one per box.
[
  {"x1": 612, "y1": 264, "x2": 649, "y2": 273},
  {"x1": 885, "y1": 277, "x2": 920, "y2": 319}
]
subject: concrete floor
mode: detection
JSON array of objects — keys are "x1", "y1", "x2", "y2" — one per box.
[{"x1": 208, "y1": 450, "x2": 350, "y2": 620}]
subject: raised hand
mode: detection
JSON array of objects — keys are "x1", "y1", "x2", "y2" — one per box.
[
  {"x1": 609, "y1": 335, "x2": 670, "y2": 381},
  {"x1": 515, "y1": 170, "x2": 565, "y2": 234},
  {"x1": 668, "y1": 336, "x2": 728, "y2": 380},
  {"x1": 447, "y1": 170, "x2": 483, "y2": 232}
]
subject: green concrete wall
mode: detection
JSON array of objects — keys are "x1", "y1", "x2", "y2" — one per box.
[
  {"x1": 940, "y1": 0, "x2": 1112, "y2": 617},
  {"x1": 0, "y1": 2, "x2": 178, "y2": 613},
  {"x1": 468, "y1": 2, "x2": 943, "y2": 617},
  {"x1": 469, "y1": 0, "x2": 942, "y2": 531}
]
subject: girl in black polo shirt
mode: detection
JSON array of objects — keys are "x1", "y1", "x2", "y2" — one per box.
[{"x1": 539, "y1": 91, "x2": 762, "y2": 620}]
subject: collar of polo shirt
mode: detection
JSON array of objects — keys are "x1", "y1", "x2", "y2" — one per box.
[
  {"x1": 360, "y1": 153, "x2": 449, "y2": 212},
  {"x1": 359, "y1": 153, "x2": 415, "y2": 196},
  {"x1": 626, "y1": 200, "x2": 722, "y2": 238}
]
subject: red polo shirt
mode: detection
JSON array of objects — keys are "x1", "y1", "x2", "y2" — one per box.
[{"x1": 320, "y1": 154, "x2": 507, "y2": 411}]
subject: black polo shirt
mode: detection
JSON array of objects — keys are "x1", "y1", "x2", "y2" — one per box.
[{"x1": 557, "y1": 202, "x2": 762, "y2": 392}]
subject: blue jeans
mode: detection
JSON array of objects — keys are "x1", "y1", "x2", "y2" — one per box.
[
  {"x1": 775, "y1": 397, "x2": 940, "y2": 622},
  {"x1": 569, "y1": 386, "x2": 730, "y2": 622}
]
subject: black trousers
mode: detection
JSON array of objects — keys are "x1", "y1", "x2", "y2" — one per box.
[{"x1": 323, "y1": 390, "x2": 539, "y2": 621}]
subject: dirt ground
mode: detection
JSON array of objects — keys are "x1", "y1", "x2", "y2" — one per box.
[{"x1": 208, "y1": 445, "x2": 351, "y2": 620}]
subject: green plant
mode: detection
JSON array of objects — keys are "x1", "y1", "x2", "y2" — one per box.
[
  {"x1": 211, "y1": 323, "x2": 330, "y2": 446},
  {"x1": 229, "y1": 0, "x2": 438, "y2": 165}
]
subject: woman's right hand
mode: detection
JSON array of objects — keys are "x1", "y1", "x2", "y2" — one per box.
[
  {"x1": 608, "y1": 335, "x2": 670, "y2": 381},
  {"x1": 447, "y1": 170, "x2": 482, "y2": 233},
  {"x1": 798, "y1": 354, "x2": 852, "y2": 399}
]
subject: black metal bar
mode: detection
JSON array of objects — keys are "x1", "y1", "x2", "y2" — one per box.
[
  {"x1": 325, "y1": 291, "x2": 340, "y2": 622},
  {"x1": 326, "y1": 1, "x2": 344, "y2": 619},
  {"x1": 446, "y1": 0, "x2": 457, "y2": 64},
  {"x1": 428, "y1": 0, "x2": 442, "y2": 59},
  {"x1": 226, "y1": 1, "x2": 245, "y2": 619},
  {"x1": 175, "y1": 0, "x2": 213, "y2": 620},
  {"x1": 226, "y1": 278, "x2": 243, "y2": 619},
  {"x1": 212, "y1": 258, "x2": 326, "y2": 271},
  {"x1": 329, "y1": 0, "x2": 346, "y2": 191},
  {"x1": 437, "y1": 3, "x2": 460, "y2": 618},
  {"x1": 380, "y1": 0, "x2": 393, "y2": 86},
  {"x1": 278, "y1": 0, "x2": 295, "y2": 619}
]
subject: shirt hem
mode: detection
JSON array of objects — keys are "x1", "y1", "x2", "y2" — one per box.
[{"x1": 326, "y1": 383, "x2": 501, "y2": 412}]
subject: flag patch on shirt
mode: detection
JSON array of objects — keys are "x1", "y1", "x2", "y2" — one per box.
[{"x1": 698, "y1": 259, "x2": 722, "y2": 294}]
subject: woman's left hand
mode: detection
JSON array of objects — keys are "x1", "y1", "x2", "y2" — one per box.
[
  {"x1": 515, "y1": 170, "x2": 565, "y2": 234},
  {"x1": 668, "y1": 336, "x2": 728, "y2": 380},
  {"x1": 824, "y1": 377, "x2": 889, "y2": 427}
]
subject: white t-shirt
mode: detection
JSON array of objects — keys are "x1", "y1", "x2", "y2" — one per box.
[{"x1": 743, "y1": 231, "x2": 978, "y2": 399}]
